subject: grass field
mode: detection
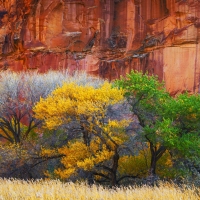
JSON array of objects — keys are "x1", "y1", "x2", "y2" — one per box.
[{"x1": 0, "y1": 179, "x2": 199, "y2": 200}]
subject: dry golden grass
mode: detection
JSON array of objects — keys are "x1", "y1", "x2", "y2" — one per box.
[{"x1": 0, "y1": 179, "x2": 199, "y2": 200}]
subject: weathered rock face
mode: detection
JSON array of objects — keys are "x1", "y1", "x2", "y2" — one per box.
[{"x1": 0, "y1": 0, "x2": 199, "y2": 94}]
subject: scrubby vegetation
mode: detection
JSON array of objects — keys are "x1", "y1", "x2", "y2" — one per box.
[{"x1": 0, "y1": 70, "x2": 200, "y2": 197}]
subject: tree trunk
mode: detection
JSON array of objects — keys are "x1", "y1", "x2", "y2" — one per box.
[
  {"x1": 149, "y1": 142, "x2": 167, "y2": 175},
  {"x1": 149, "y1": 152, "x2": 157, "y2": 176},
  {"x1": 87, "y1": 172, "x2": 94, "y2": 185},
  {"x1": 149, "y1": 142, "x2": 156, "y2": 176},
  {"x1": 110, "y1": 150, "x2": 119, "y2": 186},
  {"x1": 81, "y1": 125, "x2": 90, "y2": 146}
]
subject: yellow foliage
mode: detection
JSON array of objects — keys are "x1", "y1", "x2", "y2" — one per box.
[
  {"x1": 0, "y1": 126, "x2": 13, "y2": 143},
  {"x1": 40, "y1": 147, "x2": 58, "y2": 158},
  {"x1": 33, "y1": 82, "x2": 124, "y2": 130},
  {"x1": 118, "y1": 147, "x2": 174, "y2": 178},
  {"x1": 34, "y1": 81, "x2": 129, "y2": 180},
  {"x1": 118, "y1": 150, "x2": 149, "y2": 177},
  {"x1": 55, "y1": 168, "x2": 76, "y2": 179},
  {"x1": 43, "y1": 117, "x2": 127, "y2": 179},
  {"x1": 54, "y1": 141, "x2": 115, "y2": 178},
  {"x1": 0, "y1": 119, "x2": 35, "y2": 143}
]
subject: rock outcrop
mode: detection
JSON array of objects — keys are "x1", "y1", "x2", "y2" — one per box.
[{"x1": 0, "y1": 0, "x2": 199, "y2": 94}]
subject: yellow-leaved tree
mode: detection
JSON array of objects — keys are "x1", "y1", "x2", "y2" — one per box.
[{"x1": 33, "y1": 82, "x2": 130, "y2": 186}]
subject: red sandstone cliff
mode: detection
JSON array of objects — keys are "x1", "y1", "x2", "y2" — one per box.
[{"x1": 0, "y1": 0, "x2": 199, "y2": 94}]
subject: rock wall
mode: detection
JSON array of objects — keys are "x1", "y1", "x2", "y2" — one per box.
[{"x1": 0, "y1": 0, "x2": 199, "y2": 94}]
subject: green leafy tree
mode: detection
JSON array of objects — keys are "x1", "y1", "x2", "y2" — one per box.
[{"x1": 114, "y1": 71, "x2": 200, "y2": 180}]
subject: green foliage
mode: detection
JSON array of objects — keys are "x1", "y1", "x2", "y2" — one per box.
[
  {"x1": 163, "y1": 94, "x2": 200, "y2": 163},
  {"x1": 114, "y1": 71, "x2": 170, "y2": 113},
  {"x1": 114, "y1": 70, "x2": 200, "y2": 179}
]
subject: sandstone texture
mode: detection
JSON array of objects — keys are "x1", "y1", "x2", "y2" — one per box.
[{"x1": 0, "y1": 0, "x2": 199, "y2": 94}]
